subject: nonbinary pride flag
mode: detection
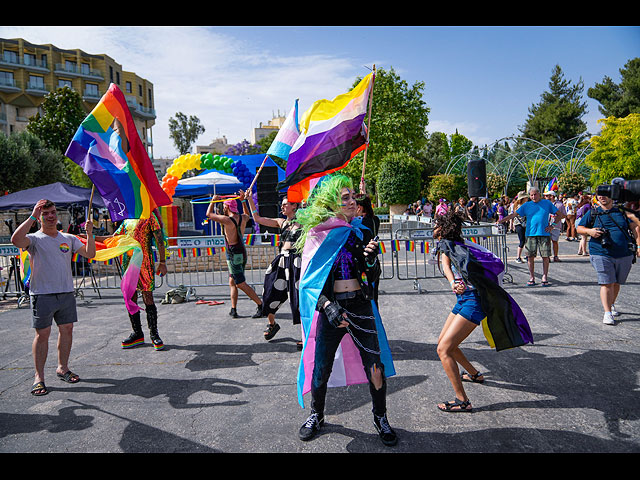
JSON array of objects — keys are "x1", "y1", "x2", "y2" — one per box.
[
  {"x1": 65, "y1": 83, "x2": 171, "y2": 221},
  {"x1": 278, "y1": 73, "x2": 374, "y2": 203}
]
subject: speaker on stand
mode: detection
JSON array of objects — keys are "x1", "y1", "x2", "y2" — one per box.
[
  {"x1": 467, "y1": 159, "x2": 487, "y2": 198},
  {"x1": 255, "y1": 166, "x2": 281, "y2": 234}
]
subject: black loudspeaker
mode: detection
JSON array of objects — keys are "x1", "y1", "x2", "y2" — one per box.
[
  {"x1": 256, "y1": 166, "x2": 280, "y2": 234},
  {"x1": 467, "y1": 160, "x2": 487, "y2": 198}
]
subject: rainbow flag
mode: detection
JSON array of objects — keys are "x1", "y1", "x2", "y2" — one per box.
[
  {"x1": 206, "y1": 247, "x2": 214, "y2": 255},
  {"x1": 159, "y1": 205, "x2": 179, "y2": 246},
  {"x1": 65, "y1": 83, "x2": 171, "y2": 221},
  {"x1": 270, "y1": 234, "x2": 280, "y2": 246},
  {"x1": 245, "y1": 234, "x2": 257, "y2": 246},
  {"x1": 421, "y1": 242, "x2": 429, "y2": 254},
  {"x1": 278, "y1": 73, "x2": 374, "y2": 203},
  {"x1": 545, "y1": 176, "x2": 558, "y2": 193},
  {"x1": 19, "y1": 250, "x2": 31, "y2": 287},
  {"x1": 378, "y1": 241, "x2": 386, "y2": 254},
  {"x1": 406, "y1": 240, "x2": 415, "y2": 252},
  {"x1": 391, "y1": 240, "x2": 401, "y2": 252}
]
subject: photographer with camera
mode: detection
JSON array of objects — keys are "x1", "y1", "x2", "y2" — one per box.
[{"x1": 577, "y1": 186, "x2": 640, "y2": 325}]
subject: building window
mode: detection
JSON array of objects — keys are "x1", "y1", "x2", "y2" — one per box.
[
  {"x1": 109, "y1": 66, "x2": 113, "y2": 82},
  {"x1": 139, "y1": 84, "x2": 142, "y2": 96},
  {"x1": 81, "y1": 63, "x2": 90, "y2": 75},
  {"x1": 126, "y1": 81, "x2": 132, "y2": 93},
  {"x1": 58, "y1": 79, "x2": 72, "y2": 89},
  {"x1": 65, "y1": 60, "x2": 76, "y2": 73},
  {"x1": 28, "y1": 75, "x2": 44, "y2": 89},
  {"x1": 0, "y1": 70, "x2": 15, "y2": 87},
  {"x1": 41, "y1": 54, "x2": 47, "y2": 67},
  {"x1": 3, "y1": 50, "x2": 18, "y2": 64},
  {"x1": 24, "y1": 53, "x2": 36, "y2": 66},
  {"x1": 116, "y1": 72, "x2": 120, "y2": 84},
  {"x1": 85, "y1": 83, "x2": 99, "y2": 97}
]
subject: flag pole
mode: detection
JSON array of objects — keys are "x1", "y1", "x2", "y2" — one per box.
[
  {"x1": 88, "y1": 185, "x2": 95, "y2": 223},
  {"x1": 360, "y1": 64, "x2": 376, "y2": 194}
]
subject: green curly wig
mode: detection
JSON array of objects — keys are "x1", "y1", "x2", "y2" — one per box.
[{"x1": 293, "y1": 174, "x2": 354, "y2": 252}]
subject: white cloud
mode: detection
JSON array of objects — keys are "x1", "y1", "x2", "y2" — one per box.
[{"x1": 1, "y1": 26, "x2": 367, "y2": 159}]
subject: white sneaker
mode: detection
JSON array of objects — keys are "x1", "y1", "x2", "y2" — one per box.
[
  {"x1": 611, "y1": 304, "x2": 620, "y2": 317},
  {"x1": 603, "y1": 312, "x2": 615, "y2": 325}
]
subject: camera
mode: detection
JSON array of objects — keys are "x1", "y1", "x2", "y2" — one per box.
[
  {"x1": 596, "y1": 178, "x2": 640, "y2": 203},
  {"x1": 597, "y1": 228, "x2": 613, "y2": 248}
]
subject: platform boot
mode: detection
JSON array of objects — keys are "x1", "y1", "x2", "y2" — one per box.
[
  {"x1": 122, "y1": 311, "x2": 144, "y2": 348},
  {"x1": 146, "y1": 303, "x2": 164, "y2": 351}
]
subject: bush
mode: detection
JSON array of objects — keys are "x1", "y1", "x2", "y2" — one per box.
[
  {"x1": 427, "y1": 173, "x2": 467, "y2": 202},
  {"x1": 377, "y1": 152, "x2": 422, "y2": 205}
]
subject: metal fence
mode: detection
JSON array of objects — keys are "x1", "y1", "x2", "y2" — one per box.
[{"x1": 0, "y1": 219, "x2": 510, "y2": 306}]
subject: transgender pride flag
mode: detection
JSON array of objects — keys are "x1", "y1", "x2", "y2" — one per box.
[
  {"x1": 277, "y1": 73, "x2": 374, "y2": 203},
  {"x1": 65, "y1": 83, "x2": 171, "y2": 221},
  {"x1": 266, "y1": 99, "x2": 300, "y2": 164}
]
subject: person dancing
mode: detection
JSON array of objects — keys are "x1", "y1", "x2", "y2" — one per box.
[
  {"x1": 243, "y1": 189, "x2": 303, "y2": 346},
  {"x1": 207, "y1": 195, "x2": 263, "y2": 318},
  {"x1": 434, "y1": 209, "x2": 533, "y2": 412},
  {"x1": 294, "y1": 174, "x2": 397, "y2": 447}
]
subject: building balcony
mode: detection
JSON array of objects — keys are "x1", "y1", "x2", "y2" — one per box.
[{"x1": 54, "y1": 63, "x2": 104, "y2": 81}]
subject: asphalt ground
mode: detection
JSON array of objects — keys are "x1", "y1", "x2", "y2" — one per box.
[{"x1": 1, "y1": 232, "x2": 639, "y2": 454}]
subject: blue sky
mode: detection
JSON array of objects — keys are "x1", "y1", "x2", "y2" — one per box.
[{"x1": 2, "y1": 26, "x2": 639, "y2": 159}]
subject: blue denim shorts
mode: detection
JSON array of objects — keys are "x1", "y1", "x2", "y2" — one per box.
[{"x1": 451, "y1": 289, "x2": 486, "y2": 325}]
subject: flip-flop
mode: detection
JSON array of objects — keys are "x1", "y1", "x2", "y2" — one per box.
[
  {"x1": 527, "y1": 280, "x2": 536, "y2": 286},
  {"x1": 57, "y1": 371, "x2": 80, "y2": 383},
  {"x1": 31, "y1": 382, "x2": 48, "y2": 396},
  {"x1": 208, "y1": 301, "x2": 224, "y2": 306},
  {"x1": 541, "y1": 281, "x2": 552, "y2": 287}
]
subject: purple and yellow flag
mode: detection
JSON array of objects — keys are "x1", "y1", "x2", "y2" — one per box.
[{"x1": 65, "y1": 83, "x2": 171, "y2": 221}]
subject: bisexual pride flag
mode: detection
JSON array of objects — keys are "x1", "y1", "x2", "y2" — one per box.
[
  {"x1": 65, "y1": 83, "x2": 171, "y2": 222},
  {"x1": 278, "y1": 73, "x2": 374, "y2": 203}
]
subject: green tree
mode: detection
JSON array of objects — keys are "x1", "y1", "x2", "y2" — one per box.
[
  {"x1": 26, "y1": 85, "x2": 90, "y2": 187},
  {"x1": 343, "y1": 67, "x2": 430, "y2": 193},
  {"x1": 588, "y1": 57, "x2": 640, "y2": 118},
  {"x1": 0, "y1": 131, "x2": 65, "y2": 193},
  {"x1": 426, "y1": 173, "x2": 467, "y2": 203},
  {"x1": 519, "y1": 65, "x2": 588, "y2": 145},
  {"x1": 169, "y1": 112, "x2": 205, "y2": 155},
  {"x1": 584, "y1": 113, "x2": 640, "y2": 186},
  {"x1": 376, "y1": 152, "x2": 422, "y2": 207}
]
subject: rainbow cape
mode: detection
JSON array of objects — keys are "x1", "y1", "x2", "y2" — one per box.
[
  {"x1": 437, "y1": 239, "x2": 533, "y2": 351},
  {"x1": 65, "y1": 83, "x2": 171, "y2": 221},
  {"x1": 545, "y1": 177, "x2": 558, "y2": 193},
  {"x1": 296, "y1": 216, "x2": 395, "y2": 408},
  {"x1": 19, "y1": 250, "x2": 31, "y2": 287},
  {"x1": 78, "y1": 234, "x2": 143, "y2": 315},
  {"x1": 278, "y1": 73, "x2": 374, "y2": 203}
]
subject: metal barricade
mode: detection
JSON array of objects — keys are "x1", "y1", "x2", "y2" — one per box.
[
  {"x1": 164, "y1": 235, "x2": 279, "y2": 293},
  {"x1": 392, "y1": 222, "x2": 511, "y2": 292}
]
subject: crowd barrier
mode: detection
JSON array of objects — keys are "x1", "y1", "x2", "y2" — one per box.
[{"x1": 0, "y1": 220, "x2": 510, "y2": 306}]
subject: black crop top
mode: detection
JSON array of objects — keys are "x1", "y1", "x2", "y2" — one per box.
[{"x1": 280, "y1": 221, "x2": 302, "y2": 250}]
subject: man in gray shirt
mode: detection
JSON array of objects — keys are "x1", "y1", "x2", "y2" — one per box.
[{"x1": 12, "y1": 199, "x2": 96, "y2": 396}]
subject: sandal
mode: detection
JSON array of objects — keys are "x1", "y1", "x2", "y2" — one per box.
[
  {"x1": 461, "y1": 371, "x2": 484, "y2": 383},
  {"x1": 264, "y1": 322, "x2": 280, "y2": 341},
  {"x1": 57, "y1": 371, "x2": 80, "y2": 383},
  {"x1": 31, "y1": 382, "x2": 48, "y2": 396},
  {"x1": 437, "y1": 397, "x2": 473, "y2": 412},
  {"x1": 527, "y1": 280, "x2": 536, "y2": 286},
  {"x1": 541, "y1": 281, "x2": 551, "y2": 287}
]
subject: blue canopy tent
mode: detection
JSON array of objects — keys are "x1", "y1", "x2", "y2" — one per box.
[{"x1": 172, "y1": 154, "x2": 286, "y2": 235}]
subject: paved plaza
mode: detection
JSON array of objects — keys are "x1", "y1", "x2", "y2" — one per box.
[{"x1": 1, "y1": 233, "x2": 639, "y2": 453}]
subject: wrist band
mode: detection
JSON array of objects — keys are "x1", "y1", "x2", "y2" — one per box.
[{"x1": 29, "y1": 215, "x2": 37, "y2": 222}]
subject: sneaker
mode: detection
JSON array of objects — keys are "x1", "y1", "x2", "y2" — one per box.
[
  {"x1": 373, "y1": 413, "x2": 398, "y2": 446},
  {"x1": 611, "y1": 304, "x2": 620, "y2": 317},
  {"x1": 229, "y1": 308, "x2": 239, "y2": 318},
  {"x1": 515, "y1": 257, "x2": 524, "y2": 263},
  {"x1": 299, "y1": 412, "x2": 324, "y2": 441},
  {"x1": 603, "y1": 312, "x2": 615, "y2": 325}
]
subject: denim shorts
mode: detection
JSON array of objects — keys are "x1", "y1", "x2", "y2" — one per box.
[
  {"x1": 451, "y1": 289, "x2": 486, "y2": 325},
  {"x1": 30, "y1": 292, "x2": 77, "y2": 329},
  {"x1": 590, "y1": 254, "x2": 633, "y2": 285}
]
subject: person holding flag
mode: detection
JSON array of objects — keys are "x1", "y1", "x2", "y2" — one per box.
[{"x1": 294, "y1": 174, "x2": 397, "y2": 447}]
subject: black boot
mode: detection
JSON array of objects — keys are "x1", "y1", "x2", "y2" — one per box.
[
  {"x1": 122, "y1": 311, "x2": 144, "y2": 348},
  {"x1": 146, "y1": 303, "x2": 164, "y2": 351}
]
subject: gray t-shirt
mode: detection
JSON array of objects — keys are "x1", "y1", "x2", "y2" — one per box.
[{"x1": 26, "y1": 231, "x2": 84, "y2": 295}]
